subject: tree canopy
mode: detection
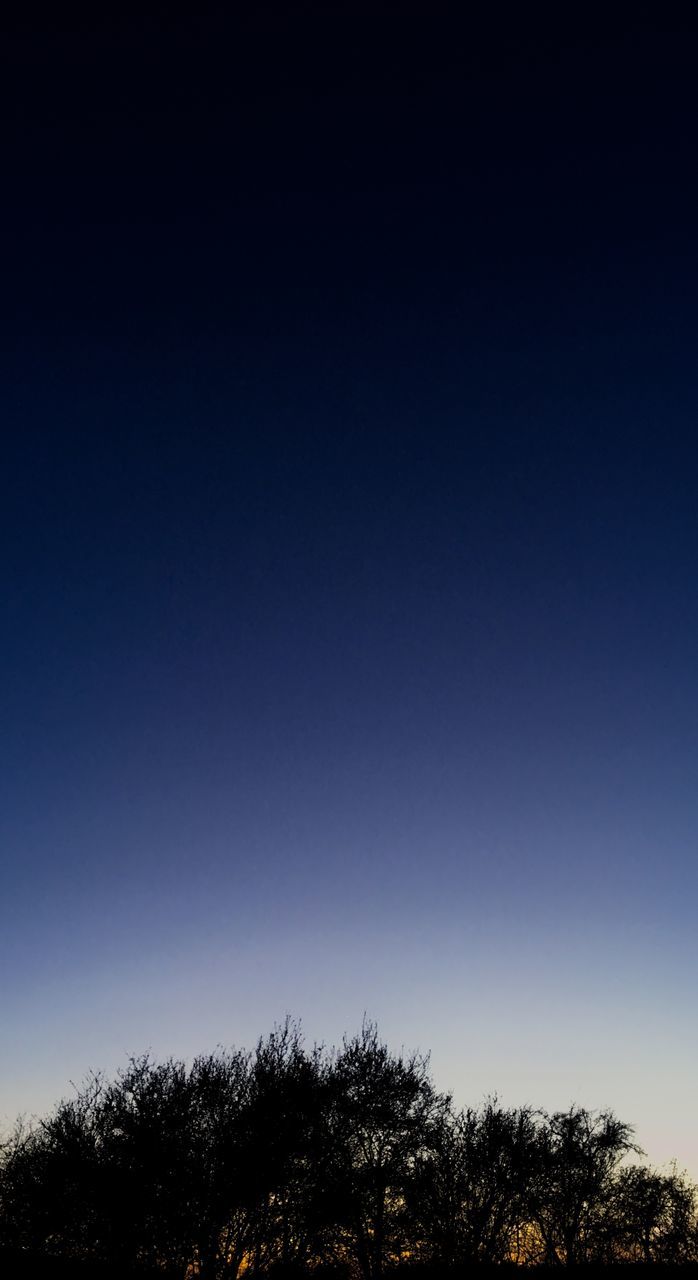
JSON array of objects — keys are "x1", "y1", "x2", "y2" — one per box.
[{"x1": 1, "y1": 1022, "x2": 696, "y2": 1278}]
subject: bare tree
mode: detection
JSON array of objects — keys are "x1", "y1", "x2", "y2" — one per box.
[
  {"x1": 410, "y1": 1100, "x2": 539, "y2": 1265},
  {"x1": 603, "y1": 1163, "x2": 698, "y2": 1263},
  {"x1": 527, "y1": 1107, "x2": 641, "y2": 1265},
  {"x1": 2, "y1": 1030, "x2": 697, "y2": 1276},
  {"x1": 323, "y1": 1022, "x2": 449, "y2": 1280}
]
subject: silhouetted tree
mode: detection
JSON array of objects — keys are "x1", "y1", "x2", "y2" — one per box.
[
  {"x1": 0, "y1": 1072, "x2": 107, "y2": 1262},
  {"x1": 526, "y1": 1107, "x2": 641, "y2": 1265},
  {"x1": 238, "y1": 1022, "x2": 331, "y2": 1276},
  {"x1": 322, "y1": 1022, "x2": 450, "y2": 1280},
  {"x1": 2, "y1": 1028, "x2": 697, "y2": 1276},
  {"x1": 602, "y1": 1163, "x2": 698, "y2": 1264},
  {"x1": 410, "y1": 1101, "x2": 539, "y2": 1266},
  {"x1": 0, "y1": 1052, "x2": 254, "y2": 1278}
]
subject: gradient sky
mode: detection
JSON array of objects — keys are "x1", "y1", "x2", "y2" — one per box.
[{"x1": 2, "y1": 8, "x2": 697, "y2": 1175}]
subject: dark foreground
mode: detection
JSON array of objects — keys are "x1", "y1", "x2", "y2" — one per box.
[{"x1": 3, "y1": 1259, "x2": 698, "y2": 1280}]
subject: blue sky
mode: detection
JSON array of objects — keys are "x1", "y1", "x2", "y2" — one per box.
[
  {"x1": 3, "y1": 417, "x2": 697, "y2": 1176},
  {"x1": 1, "y1": 8, "x2": 697, "y2": 1178}
]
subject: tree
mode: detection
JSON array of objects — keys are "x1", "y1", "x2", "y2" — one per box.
[
  {"x1": 0, "y1": 1052, "x2": 254, "y2": 1279},
  {"x1": 527, "y1": 1107, "x2": 641, "y2": 1265},
  {"x1": 238, "y1": 1021, "x2": 331, "y2": 1277},
  {"x1": 410, "y1": 1101, "x2": 539, "y2": 1266},
  {"x1": 3, "y1": 1029, "x2": 697, "y2": 1275},
  {"x1": 323, "y1": 1022, "x2": 449, "y2": 1280},
  {"x1": 0, "y1": 1073, "x2": 107, "y2": 1262},
  {"x1": 605, "y1": 1163, "x2": 698, "y2": 1264}
]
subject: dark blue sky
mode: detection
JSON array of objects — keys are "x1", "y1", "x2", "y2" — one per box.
[{"x1": 2, "y1": 7, "x2": 697, "y2": 1169}]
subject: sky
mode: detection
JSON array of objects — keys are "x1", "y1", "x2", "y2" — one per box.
[{"x1": 1, "y1": 7, "x2": 697, "y2": 1175}]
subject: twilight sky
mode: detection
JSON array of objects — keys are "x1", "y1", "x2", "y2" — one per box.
[{"x1": 1, "y1": 8, "x2": 697, "y2": 1174}]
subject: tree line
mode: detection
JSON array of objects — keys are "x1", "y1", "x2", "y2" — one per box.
[{"x1": 1, "y1": 1022, "x2": 696, "y2": 1278}]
